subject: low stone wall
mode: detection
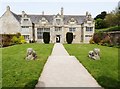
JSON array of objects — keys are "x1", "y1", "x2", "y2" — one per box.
[{"x1": 108, "y1": 31, "x2": 120, "y2": 45}]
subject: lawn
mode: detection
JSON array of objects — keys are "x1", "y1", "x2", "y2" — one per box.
[
  {"x1": 2, "y1": 43, "x2": 53, "y2": 88},
  {"x1": 64, "y1": 44, "x2": 119, "y2": 89}
]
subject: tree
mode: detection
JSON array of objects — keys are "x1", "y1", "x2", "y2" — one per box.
[
  {"x1": 94, "y1": 11, "x2": 107, "y2": 29},
  {"x1": 105, "y1": 13, "x2": 119, "y2": 27},
  {"x1": 105, "y1": 1, "x2": 120, "y2": 27},
  {"x1": 66, "y1": 32, "x2": 73, "y2": 44},
  {"x1": 95, "y1": 18, "x2": 107, "y2": 29},
  {"x1": 94, "y1": 11, "x2": 107, "y2": 20},
  {"x1": 43, "y1": 32, "x2": 50, "y2": 44}
]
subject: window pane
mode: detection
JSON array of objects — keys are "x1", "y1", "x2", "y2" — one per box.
[{"x1": 24, "y1": 19, "x2": 28, "y2": 21}]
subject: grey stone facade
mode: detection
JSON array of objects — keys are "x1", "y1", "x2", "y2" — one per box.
[{"x1": 0, "y1": 6, "x2": 95, "y2": 43}]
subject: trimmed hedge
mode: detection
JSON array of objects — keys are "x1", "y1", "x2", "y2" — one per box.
[
  {"x1": 66, "y1": 32, "x2": 73, "y2": 44},
  {"x1": 104, "y1": 26, "x2": 120, "y2": 32},
  {"x1": 43, "y1": 32, "x2": 50, "y2": 44}
]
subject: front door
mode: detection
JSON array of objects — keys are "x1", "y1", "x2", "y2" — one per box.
[{"x1": 56, "y1": 35, "x2": 60, "y2": 43}]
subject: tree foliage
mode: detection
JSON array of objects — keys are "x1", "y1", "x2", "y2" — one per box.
[
  {"x1": 94, "y1": 11, "x2": 108, "y2": 29},
  {"x1": 94, "y1": 11, "x2": 107, "y2": 20},
  {"x1": 105, "y1": 13, "x2": 120, "y2": 27},
  {"x1": 105, "y1": 2, "x2": 120, "y2": 27},
  {"x1": 95, "y1": 18, "x2": 107, "y2": 29}
]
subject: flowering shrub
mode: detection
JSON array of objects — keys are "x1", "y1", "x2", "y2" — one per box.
[
  {"x1": 19, "y1": 36, "x2": 26, "y2": 44},
  {"x1": 89, "y1": 37, "x2": 95, "y2": 44}
]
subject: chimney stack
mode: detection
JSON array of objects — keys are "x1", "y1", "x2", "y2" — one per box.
[
  {"x1": 61, "y1": 7, "x2": 64, "y2": 18},
  {"x1": 22, "y1": 11, "x2": 25, "y2": 17},
  {"x1": 86, "y1": 11, "x2": 88, "y2": 16},
  {"x1": 6, "y1": 6, "x2": 10, "y2": 11}
]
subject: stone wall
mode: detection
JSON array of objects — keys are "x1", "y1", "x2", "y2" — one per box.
[
  {"x1": 0, "y1": 7, "x2": 21, "y2": 34},
  {"x1": 109, "y1": 31, "x2": 120, "y2": 45}
]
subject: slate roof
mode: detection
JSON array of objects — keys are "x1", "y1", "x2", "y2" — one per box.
[
  {"x1": 11, "y1": 11, "x2": 86, "y2": 25},
  {"x1": 64, "y1": 15, "x2": 86, "y2": 24},
  {"x1": 11, "y1": 11, "x2": 21, "y2": 22},
  {"x1": 28, "y1": 15, "x2": 54, "y2": 24}
]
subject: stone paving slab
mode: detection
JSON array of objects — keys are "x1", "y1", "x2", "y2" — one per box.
[{"x1": 35, "y1": 43, "x2": 101, "y2": 88}]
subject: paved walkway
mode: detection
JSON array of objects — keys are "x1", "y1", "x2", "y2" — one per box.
[{"x1": 35, "y1": 43, "x2": 101, "y2": 87}]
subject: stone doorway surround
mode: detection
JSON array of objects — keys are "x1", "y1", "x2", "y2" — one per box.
[{"x1": 56, "y1": 35, "x2": 61, "y2": 43}]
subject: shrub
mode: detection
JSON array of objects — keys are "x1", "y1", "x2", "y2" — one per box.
[
  {"x1": 66, "y1": 32, "x2": 73, "y2": 44},
  {"x1": 89, "y1": 37, "x2": 95, "y2": 44},
  {"x1": 93, "y1": 32, "x2": 102, "y2": 44},
  {"x1": 19, "y1": 36, "x2": 26, "y2": 44},
  {"x1": 11, "y1": 36, "x2": 19, "y2": 44},
  {"x1": 43, "y1": 32, "x2": 50, "y2": 44},
  {"x1": 16, "y1": 32, "x2": 21, "y2": 38},
  {"x1": 2, "y1": 34, "x2": 15, "y2": 47}
]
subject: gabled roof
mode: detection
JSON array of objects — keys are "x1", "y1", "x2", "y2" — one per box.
[
  {"x1": 28, "y1": 15, "x2": 86, "y2": 25},
  {"x1": 28, "y1": 15, "x2": 53, "y2": 24},
  {"x1": 10, "y1": 11, "x2": 87, "y2": 25},
  {"x1": 64, "y1": 15, "x2": 86, "y2": 25}
]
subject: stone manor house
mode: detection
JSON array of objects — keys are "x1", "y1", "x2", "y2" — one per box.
[{"x1": 0, "y1": 6, "x2": 95, "y2": 43}]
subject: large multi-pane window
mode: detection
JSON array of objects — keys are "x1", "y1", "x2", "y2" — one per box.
[
  {"x1": 69, "y1": 27, "x2": 76, "y2": 32},
  {"x1": 37, "y1": 28, "x2": 50, "y2": 39},
  {"x1": 86, "y1": 27, "x2": 93, "y2": 31},
  {"x1": 85, "y1": 35, "x2": 92, "y2": 37},
  {"x1": 23, "y1": 35, "x2": 29, "y2": 40},
  {"x1": 21, "y1": 26, "x2": 29, "y2": 28},
  {"x1": 55, "y1": 27, "x2": 62, "y2": 31}
]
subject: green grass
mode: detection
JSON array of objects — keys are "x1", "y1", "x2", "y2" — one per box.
[
  {"x1": 64, "y1": 44, "x2": 119, "y2": 89},
  {"x1": 2, "y1": 43, "x2": 53, "y2": 88}
]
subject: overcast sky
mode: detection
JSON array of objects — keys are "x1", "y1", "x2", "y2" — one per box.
[{"x1": 0, "y1": 0, "x2": 119, "y2": 18}]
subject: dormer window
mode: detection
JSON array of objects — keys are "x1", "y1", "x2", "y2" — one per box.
[
  {"x1": 68, "y1": 18, "x2": 77, "y2": 25},
  {"x1": 56, "y1": 19, "x2": 60, "y2": 25},
  {"x1": 40, "y1": 17, "x2": 48, "y2": 25}
]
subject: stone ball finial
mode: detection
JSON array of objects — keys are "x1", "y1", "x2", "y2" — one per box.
[{"x1": 6, "y1": 6, "x2": 10, "y2": 11}]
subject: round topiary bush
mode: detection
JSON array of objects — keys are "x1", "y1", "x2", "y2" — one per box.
[
  {"x1": 43, "y1": 32, "x2": 50, "y2": 44},
  {"x1": 66, "y1": 32, "x2": 73, "y2": 44}
]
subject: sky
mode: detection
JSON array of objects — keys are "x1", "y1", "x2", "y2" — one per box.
[{"x1": 0, "y1": 0, "x2": 119, "y2": 18}]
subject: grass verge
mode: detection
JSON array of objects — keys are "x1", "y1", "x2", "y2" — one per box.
[{"x1": 2, "y1": 43, "x2": 53, "y2": 88}]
